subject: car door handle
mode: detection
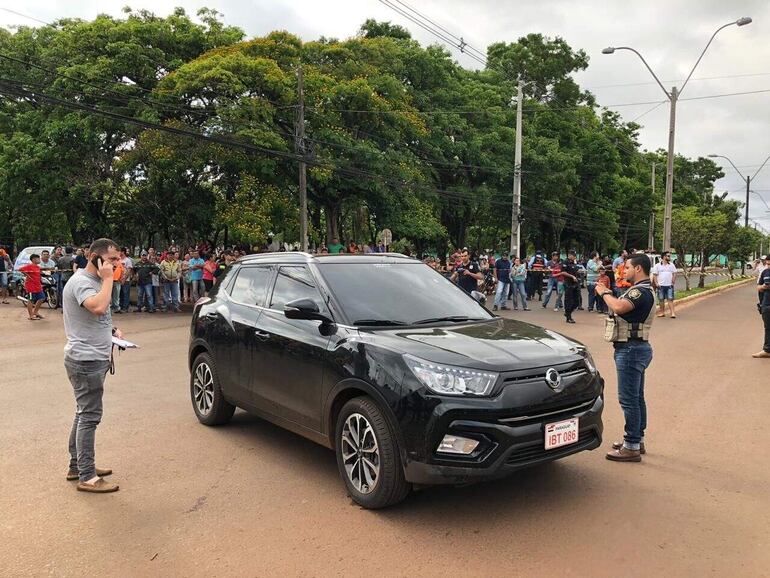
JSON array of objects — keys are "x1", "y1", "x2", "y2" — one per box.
[{"x1": 254, "y1": 329, "x2": 271, "y2": 341}]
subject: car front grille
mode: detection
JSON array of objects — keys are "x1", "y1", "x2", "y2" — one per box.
[
  {"x1": 497, "y1": 398, "x2": 597, "y2": 426},
  {"x1": 502, "y1": 361, "x2": 587, "y2": 385}
]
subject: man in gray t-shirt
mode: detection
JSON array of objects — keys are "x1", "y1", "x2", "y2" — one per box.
[
  {"x1": 63, "y1": 270, "x2": 112, "y2": 360},
  {"x1": 62, "y1": 238, "x2": 123, "y2": 493}
]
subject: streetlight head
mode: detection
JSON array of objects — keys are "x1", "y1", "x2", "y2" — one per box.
[
  {"x1": 707, "y1": 154, "x2": 718, "y2": 158},
  {"x1": 736, "y1": 17, "x2": 752, "y2": 26},
  {"x1": 602, "y1": 47, "x2": 616, "y2": 54}
]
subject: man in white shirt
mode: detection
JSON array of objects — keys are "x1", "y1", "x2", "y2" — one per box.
[{"x1": 652, "y1": 251, "x2": 677, "y2": 318}]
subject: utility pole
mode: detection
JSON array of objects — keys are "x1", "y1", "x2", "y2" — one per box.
[
  {"x1": 510, "y1": 77, "x2": 523, "y2": 258},
  {"x1": 648, "y1": 163, "x2": 656, "y2": 250},
  {"x1": 296, "y1": 65, "x2": 308, "y2": 252},
  {"x1": 745, "y1": 175, "x2": 751, "y2": 228},
  {"x1": 663, "y1": 87, "x2": 677, "y2": 251}
]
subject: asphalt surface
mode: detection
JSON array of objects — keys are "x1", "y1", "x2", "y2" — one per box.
[{"x1": 0, "y1": 283, "x2": 768, "y2": 577}]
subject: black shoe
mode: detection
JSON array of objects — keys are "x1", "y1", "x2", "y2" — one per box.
[
  {"x1": 566, "y1": 318, "x2": 576, "y2": 324},
  {"x1": 578, "y1": 307, "x2": 584, "y2": 311}
]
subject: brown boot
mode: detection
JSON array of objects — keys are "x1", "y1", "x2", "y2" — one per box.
[
  {"x1": 606, "y1": 446, "x2": 641, "y2": 462},
  {"x1": 77, "y1": 478, "x2": 119, "y2": 493},
  {"x1": 67, "y1": 467, "x2": 113, "y2": 481},
  {"x1": 612, "y1": 441, "x2": 645, "y2": 454}
]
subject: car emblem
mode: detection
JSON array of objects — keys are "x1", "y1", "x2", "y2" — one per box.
[{"x1": 545, "y1": 368, "x2": 562, "y2": 390}]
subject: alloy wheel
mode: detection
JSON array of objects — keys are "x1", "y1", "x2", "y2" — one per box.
[
  {"x1": 193, "y1": 362, "x2": 215, "y2": 415},
  {"x1": 341, "y1": 413, "x2": 380, "y2": 494}
]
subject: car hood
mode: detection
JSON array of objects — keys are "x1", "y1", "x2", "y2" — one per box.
[{"x1": 363, "y1": 318, "x2": 585, "y2": 371}]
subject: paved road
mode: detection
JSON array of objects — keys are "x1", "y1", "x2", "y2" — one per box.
[{"x1": 0, "y1": 284, "x2": 768, "y2": 577}]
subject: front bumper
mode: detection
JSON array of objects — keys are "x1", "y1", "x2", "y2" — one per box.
[{"x1": 402, "y1": 395, "x2": 603, "y2": 485}]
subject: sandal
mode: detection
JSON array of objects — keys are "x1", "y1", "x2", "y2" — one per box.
[
  {"x1": 34, "y1": 314, "x2": 44, "y2": 319},
  {"x1": 28, "y1": 317, "x2": 39, "y2": 321}
]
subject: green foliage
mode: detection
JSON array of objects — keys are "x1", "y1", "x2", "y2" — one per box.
[{"x1": 0, "y1": 14, "x2": 735, "y2": 257}]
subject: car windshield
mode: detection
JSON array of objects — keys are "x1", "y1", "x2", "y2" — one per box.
[{"x1": 317, "y1": 261, "x2": 493, "y2": 326}]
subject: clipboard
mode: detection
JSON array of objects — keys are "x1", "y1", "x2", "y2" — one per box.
[{"x1": 112, "y1": 337, "x2": 139, "y2": 349}]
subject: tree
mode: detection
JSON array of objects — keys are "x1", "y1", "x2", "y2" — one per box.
[{"x1": 728, "y1": 226, "x2": 764, "y2": 275}]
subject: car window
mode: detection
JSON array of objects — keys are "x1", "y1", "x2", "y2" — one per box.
[
  {"x1": 229, "y1": 266, "x2": 272, "y2": 307},
  {"x1": 317, "y1": 262, "x2": 492, "y2": 325},
  {"x1": 269, "y1": 266, "x2": 324, "y2": 312}
]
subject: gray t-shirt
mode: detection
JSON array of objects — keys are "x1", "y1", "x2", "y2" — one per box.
[{"x1": 63, "y1": 270, "x2": 112, "y2": 361}]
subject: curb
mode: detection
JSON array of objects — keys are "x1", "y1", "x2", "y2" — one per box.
[{"x1": 675, "y1": 277, "x2": 756, "y2": 310}]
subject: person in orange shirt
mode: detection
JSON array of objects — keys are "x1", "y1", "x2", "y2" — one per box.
[
  {"x1": 111, "y1": 260, "x2": 124, "y2": 313},
  {"x1": 615, "y1": 260, "x2": 632, "y2": 296}
]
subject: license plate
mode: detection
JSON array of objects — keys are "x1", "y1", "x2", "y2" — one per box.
[{"x1": 544, "y1": 418, "x2": 579, "y2": 450}]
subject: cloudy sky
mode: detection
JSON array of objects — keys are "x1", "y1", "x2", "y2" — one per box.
[{"x1": 2, "y1": 0, "x2": 769, "y2": 228}]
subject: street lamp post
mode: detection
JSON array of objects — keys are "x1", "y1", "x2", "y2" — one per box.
[
  {"x1": 603, "y1": 17, "x2": 752, "y2": 250},
  {"x1": 708, "y1": 153, "x2": 770, "y2": 226}
]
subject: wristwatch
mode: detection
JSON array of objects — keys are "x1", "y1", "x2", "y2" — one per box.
[{"x1": 600, "y1": 291, "x2": 613, "y2": 298}]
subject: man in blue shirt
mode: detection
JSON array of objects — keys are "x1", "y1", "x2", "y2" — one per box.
[
  {"x1": 753, "y1": 255, "x2": 770, "y2": 358},
  {"x1": 492, "y1": 253, "x2": 512, "y2": 311},
  {"x1": 612, "y1": 249, "x2": 628, "y2": 271},
  {"x1": 188, "y1": 250, "x2": 206, "y2": 302}
]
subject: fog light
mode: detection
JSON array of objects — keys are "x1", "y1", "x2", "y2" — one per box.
[{"x1": 437, "y1": 435, "x2": 479, "y2": 455}]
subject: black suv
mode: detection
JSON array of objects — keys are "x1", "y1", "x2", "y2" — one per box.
[{"x1": 188, "y1": 253, "x2": 603, "y2": 508}]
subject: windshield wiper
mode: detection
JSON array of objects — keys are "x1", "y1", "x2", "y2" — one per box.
[
  {"x1": 412, "y1": 316, "x2": 484, "y2": 325},
  {"x1": 353, "y1": 319, "x2": 408, "y2": 326}
]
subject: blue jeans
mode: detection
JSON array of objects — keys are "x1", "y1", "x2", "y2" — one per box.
[
  {"x1": 120, "y1": 281, "x2": 131, "y2": 311},
  {"x1": 512, "y1": 280, "x2": 528, "y2": 309},
  {"x1": 163, "y1": 282, "x2": 180, "y2": 310},
  {"x1": 54, "y1": 272, "x2": 63, "y2": 307},
  {"x1": 614, "y1": 341, "x2": 653, "y2": 449},
  {"x1": 494, "y1": 281, "x2": 510, "y2": 307},
  {"x1": 137, "y1": 283, "x2": 155, "y2": 311},
  {"x1": 111, "y1": 282, "x2": 121, "y2": 311},
  {"x1": 587, "y1": 283, "x2": 597, "y2": 310},
  {"x1": 543, "y1": 278, "x2": 563, "y2": 308}
]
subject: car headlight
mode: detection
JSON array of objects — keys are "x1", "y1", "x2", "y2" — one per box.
[
  {"x1": 404, "y1": 354, "x2": 498, "y2": 396},
  {"x1": 581, "y1": 350, "x2": 597, "y2": 375}
]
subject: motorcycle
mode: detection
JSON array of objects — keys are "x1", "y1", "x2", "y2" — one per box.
[{"x1": 15, "y1": 271, "x2": 59, "y2": 309}]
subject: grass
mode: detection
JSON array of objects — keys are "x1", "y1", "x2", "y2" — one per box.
[{"x1": 675, "y1": 276, "x2": 752, "y2": 300}]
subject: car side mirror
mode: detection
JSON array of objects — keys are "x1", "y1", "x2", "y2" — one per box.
[
  {"x1": 470, "y1": 290, "x2": 487, "y2": 305},
  {"x1": 284, "y1": 298, "x2": 334, "y2": 324}
]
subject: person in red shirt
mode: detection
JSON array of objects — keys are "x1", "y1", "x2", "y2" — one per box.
[{"x1": 18, "y1": 253, "x2": 46, "y2": 320}]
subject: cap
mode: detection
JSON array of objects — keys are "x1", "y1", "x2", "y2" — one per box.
[{"x1": 140, "y1": 250, "x2": 148, "y2": 256}]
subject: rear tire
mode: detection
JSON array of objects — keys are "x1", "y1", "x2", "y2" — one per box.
[
  {"x1": 335, "y1": 397, "x2": 411, "y2": 509},
  {"x1": 190, "y1": 352, "x2": 235, "y2": 426}
]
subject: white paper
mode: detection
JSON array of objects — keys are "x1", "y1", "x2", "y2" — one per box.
[{"x1": 112, "y1": 337, "x2": 139, "y2": 349}]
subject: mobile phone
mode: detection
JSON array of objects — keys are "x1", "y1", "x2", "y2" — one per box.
[{"x1": 91, "y1": 255, "x2": 103, "y2": 269}]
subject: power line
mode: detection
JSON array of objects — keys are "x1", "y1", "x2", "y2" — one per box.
[
  {"x1": 629, "y1": 101, "x2": 667, "y2": 123},
  {"x1": 390, "y1": 0, "x2": 488, "y2": 62},
  {"x1": 0, "y1": 7, "x2": 49, "y2": 26},
  {"x1": 584, "y1": 71, "x2": 770, "y2": 90},
  {"x1": 377, "y1": 0, "x2": 487, "y2": 68}
]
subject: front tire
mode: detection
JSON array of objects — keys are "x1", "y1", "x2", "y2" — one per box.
[
  {"x1": 190, "y1": 352, "x2": 235, "y2": 426},
  {"x1": 335, "y1": 397, "x2": 411, "y2": 509},
  {"x1": 46, "y1": 287, "x2": 58, "y2": 309}
]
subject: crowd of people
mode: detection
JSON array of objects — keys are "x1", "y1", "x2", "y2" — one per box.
[
  {"x1": 0, "y1": 243, "x2": 244, "y2": 318},
  {"x1": 424, "y1": 247, "x2": 679, "y2": 324}
]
